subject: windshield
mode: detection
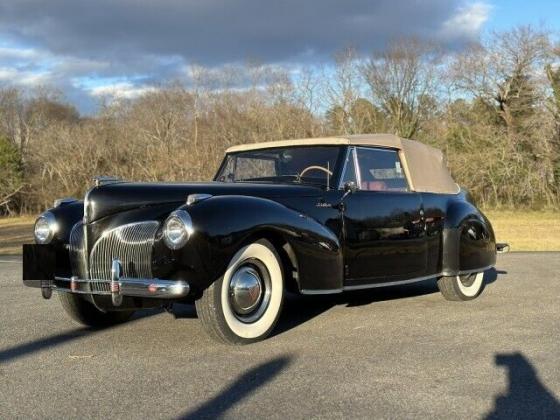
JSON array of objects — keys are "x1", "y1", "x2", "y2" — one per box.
[{"x1": 215, "y1": 146, "x2": 343, "y2": 188}]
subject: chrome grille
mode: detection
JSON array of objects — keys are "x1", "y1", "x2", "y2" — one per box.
[
  {"x1": 89, "y1": 221, "x2": 159, "y2": 281},
  {"x1": 69, "y1": 221, "x2": 88, "y2": 279}
]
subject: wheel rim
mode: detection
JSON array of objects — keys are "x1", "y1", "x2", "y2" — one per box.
[
  {"x1": 228, "y1": 259, "x2": 271, "y2": 323},
  {"x1": 459, "y1": 273, "x2": 477, "y2": 288}
]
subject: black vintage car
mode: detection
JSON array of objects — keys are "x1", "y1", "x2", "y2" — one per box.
[{"x1": 23, "y1": 134, "x2": 499, "y2": 344}]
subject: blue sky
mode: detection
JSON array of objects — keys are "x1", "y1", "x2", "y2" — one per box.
[
  {"x1": 489, "y1": 0, "x2": 560, "y2": 30},
  {"x1": 0, "y1": 0, "x2": 557, "y2": 113}
]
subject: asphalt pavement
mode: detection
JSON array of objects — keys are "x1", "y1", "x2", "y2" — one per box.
[{"x1": 1, "y1": 252, "x2": 559, "y2": 419}]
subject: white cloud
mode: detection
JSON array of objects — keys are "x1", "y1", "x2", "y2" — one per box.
[
  {"x1": 0, "y1": 66, "x2": 50, "y2": 86},
  {"x1": 0, "y1": 46, "x2": 40, "y2": 60},
  {"x1": 87, "y1": 81, "x2": 157, "y2": 100},
  {"x1": 441, "y1": 2, "x2": 492, "y2": 40},
  {"x1": 0, "y1": 1, "x2": 493, "y2": 113}
]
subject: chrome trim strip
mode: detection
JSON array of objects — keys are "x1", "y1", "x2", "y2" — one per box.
[
  {"x1": 343, "y1": 273, "x2": 440, "y2": 291},
  {"x1": 55, "y1": 277, "x2": 95, "y2": 283},
  {"x1": 352, "y1": 147, "x2": 362, "y2": 189},
  {"x1": 300, "y1": 288, "x2": 343, "y2": 295},
  {"x1": 337, "y1": 146, "x2": 353, "y2": 190},
  {"x1": 300, "y1": 265, "x2": 496, "y2": 294},
  {"x1": 55, "y1": 288, "x2": 108, "y2": 295}
]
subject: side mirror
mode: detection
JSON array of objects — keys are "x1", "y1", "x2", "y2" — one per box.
[
  {"x1": 330, "y1": 181, "x2": 357, "y2": 211},
  {"x1": 344, "y1": 181, "x2": 358, "y2": 194}
]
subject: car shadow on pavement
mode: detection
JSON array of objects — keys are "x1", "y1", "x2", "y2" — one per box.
[
  {"x1": 274, "y1": 267, "x2": 505, "y2": 336},
  {"x1": 169, "y1": 303, "x2": 198, "y2": 319},
  {"x1": 485, "y1": 352, "x2": 560, "y2": 419},
  {"x1": 485, "y1": 267, "x2": 507, "y2": 285},
  {"x1": 179, "y1": 355, "x2": 292, "y2": 419},
  {"x1": 0, "y1": 308, "x2": 161, "y2": 364},
  {"x1": 2, "y1": 269, "x2": 507, "y2": 362}
]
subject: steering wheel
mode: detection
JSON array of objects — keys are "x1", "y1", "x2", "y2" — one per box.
[{"x1": 298, "y1": 165, "x2": 333, "y2": 179}]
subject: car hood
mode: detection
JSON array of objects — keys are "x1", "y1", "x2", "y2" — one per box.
[{"x1": 85, "y1": 181, "x2": 323, "y2": 223}]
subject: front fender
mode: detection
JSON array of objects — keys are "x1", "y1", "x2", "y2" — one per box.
[
  {"x1": 442, "y1": 200, "x2": 496, "y2": 276},
  {"x1": 171, "y1": 195, "x2": 343, "y2": 293}
]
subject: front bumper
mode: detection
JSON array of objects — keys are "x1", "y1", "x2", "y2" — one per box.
[{"x1": 23, "y1": 244, "x2": 189, "y2": 306}]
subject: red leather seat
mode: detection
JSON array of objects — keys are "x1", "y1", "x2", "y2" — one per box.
[{"x1": 361, "y1": 181, "x2": 387, "y2": 191}]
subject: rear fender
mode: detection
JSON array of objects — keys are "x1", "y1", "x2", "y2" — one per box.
[{"x1": 442, "y1": 200, "x2": 496, "y2": 276}]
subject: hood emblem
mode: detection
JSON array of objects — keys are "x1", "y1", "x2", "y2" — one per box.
[
  {"x1": 93, "y1": 176, "x2": 123, "y2": 187},
  {"x1": 186, "y1": 193, "x2": 213, "y2": 206}
]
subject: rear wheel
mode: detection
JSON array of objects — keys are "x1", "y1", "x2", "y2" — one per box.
[
  {"x1": 58, "y1": 293, "x2": 134, "y2": 328},
  {"x1": 196, "y1": 239, "x2": 284, "y2": 344},
  {"x1": 437, "y1": 272, "x2": 485, "y2": 301}
]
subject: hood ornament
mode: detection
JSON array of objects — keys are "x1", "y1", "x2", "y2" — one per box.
[{"x1": 93, "y1": 176, "x2": 122, "y2": 187}]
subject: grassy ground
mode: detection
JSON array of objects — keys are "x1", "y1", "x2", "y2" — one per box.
[
  {"x1": 484, "y1": 210, "x2": 560, "y2": 252},
  {"x1": 0, "y1": 211, "x2": 558, "y2": 254},
  {"x1": 0, "y1": 216, "x2": 34, "y2": 255}
]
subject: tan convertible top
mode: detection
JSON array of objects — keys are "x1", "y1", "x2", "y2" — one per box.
[{"x1": 226, "y1": 134, "x2": 460, "y2": 194}]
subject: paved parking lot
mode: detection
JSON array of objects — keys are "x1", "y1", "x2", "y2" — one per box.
[{"x1": 1, "y1": 252, "x2": 559, "y2": 419}]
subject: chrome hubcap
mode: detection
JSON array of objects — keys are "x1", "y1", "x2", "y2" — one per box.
[
  {"x1": 227, "y1": 260, "x2": 272, "y2": 323},
  {"x1": 229, "y1": 266, "x2": 263, "y2": 315}
]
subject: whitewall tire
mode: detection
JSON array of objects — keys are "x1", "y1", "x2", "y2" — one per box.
[
  {"x1": 437, "y1": 271, "x2": 485, "y2": 301},
  {"x1": 196, "y1": 239, "x2": 284, "y2": 344}
]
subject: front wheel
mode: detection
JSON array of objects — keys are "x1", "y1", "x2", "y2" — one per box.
[
  {"x1": 59, "y1": 293, "x2": 134, "y2": 328},
  {"x1": 195, "y1": 239, "x2": 284, "y2": 344},
  {"x1": 437, "y1": 272, "x2": 485, "y2": 301}
]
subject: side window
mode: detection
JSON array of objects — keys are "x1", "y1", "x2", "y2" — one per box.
[
  {"x1": 356, "y1": 148, "x2": 409, "y2": 192},
  {"x1": 340, "y1": 148, "x2": 357, "y2": 187}
]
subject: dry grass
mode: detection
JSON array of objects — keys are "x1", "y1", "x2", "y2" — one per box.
[
  {"x1": 0, "y1": 211, "x2": 558, "y2": 255},
  {"x1": 484, "y1": 210, "x2": 560, "y2": 251},
  {"x1": 0, "y1": 216, "x2": 34, "y2": 255}
]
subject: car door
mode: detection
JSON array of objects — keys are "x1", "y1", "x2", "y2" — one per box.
[{"x1": 341, "y1": 146, "x2": 427, "y2": 285}]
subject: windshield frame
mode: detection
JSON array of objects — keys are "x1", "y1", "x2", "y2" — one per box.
[{"x1": 214, "y1": 145, "x2": 347, "y2": 189}]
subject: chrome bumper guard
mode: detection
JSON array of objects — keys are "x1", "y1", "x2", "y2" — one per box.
[
  {"x1": 496, "y1": 243, "x2": 510, "y2": 253},
  {"x1": 38, "y1": 259, "x2": 189, "y2": 306}
]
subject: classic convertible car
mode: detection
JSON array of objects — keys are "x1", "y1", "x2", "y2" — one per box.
[{"x1": 23, "y1": 134, "x2": 499, "y2": 344}]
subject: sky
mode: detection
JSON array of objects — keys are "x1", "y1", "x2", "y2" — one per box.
[{"x1": 0, "y1": 0, "x2": 558, "y2": 113}]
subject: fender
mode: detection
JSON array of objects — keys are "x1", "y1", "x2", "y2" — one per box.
[
  {"x1": 42, "y1": 201, "x2": 84, "y2": 244},
  {"x1": 442, "y1": 199, "x2": 496, "y2": 276},
  {"x1": 26, "y1": 200, "x2": 85, "y2": 283},
  {"x1": 173, "y1": 195, "x2": 344, "y2": 293}
]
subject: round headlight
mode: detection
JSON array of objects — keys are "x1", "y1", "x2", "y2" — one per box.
[
  {"x1": 34, "y1": 212, "x2": 58, "y2": 244},
  {"x1": 163, "y1": 210, "x2": 193, "y2": 250}
]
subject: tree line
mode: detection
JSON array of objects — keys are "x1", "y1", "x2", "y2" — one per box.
[{"x1": 1, "y1": 25, "x2": 559, "y2": 215}]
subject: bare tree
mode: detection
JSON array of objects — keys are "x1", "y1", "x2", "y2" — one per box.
[
  {"x1": 452, "y1": 26, "x2": 550, "y2": 135},
  {"x1": 2, "y1": 26, "x2": 560, "y2": 214},
  {"x1": 362, "y1": 38, "x2": 442, "y2": 138},
  {"x1": 323, "y1": 48, "x2": 368, "y2": 134}
]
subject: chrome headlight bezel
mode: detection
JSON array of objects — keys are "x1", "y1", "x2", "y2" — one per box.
[
  {"x1": 34, "y1": 211, "x2": 58, "y2": 244},
  {"x1": 163, "y1": 210, "x2": 194, "y2": 250}
]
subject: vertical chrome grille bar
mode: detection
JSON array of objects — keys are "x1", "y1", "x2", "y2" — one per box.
[
  {"x1": 68, "y1": 221, "x2": 88, "y2": 279},
  {"x1": 89, "y1": 221, "x2": 159, "y2": 282}
]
